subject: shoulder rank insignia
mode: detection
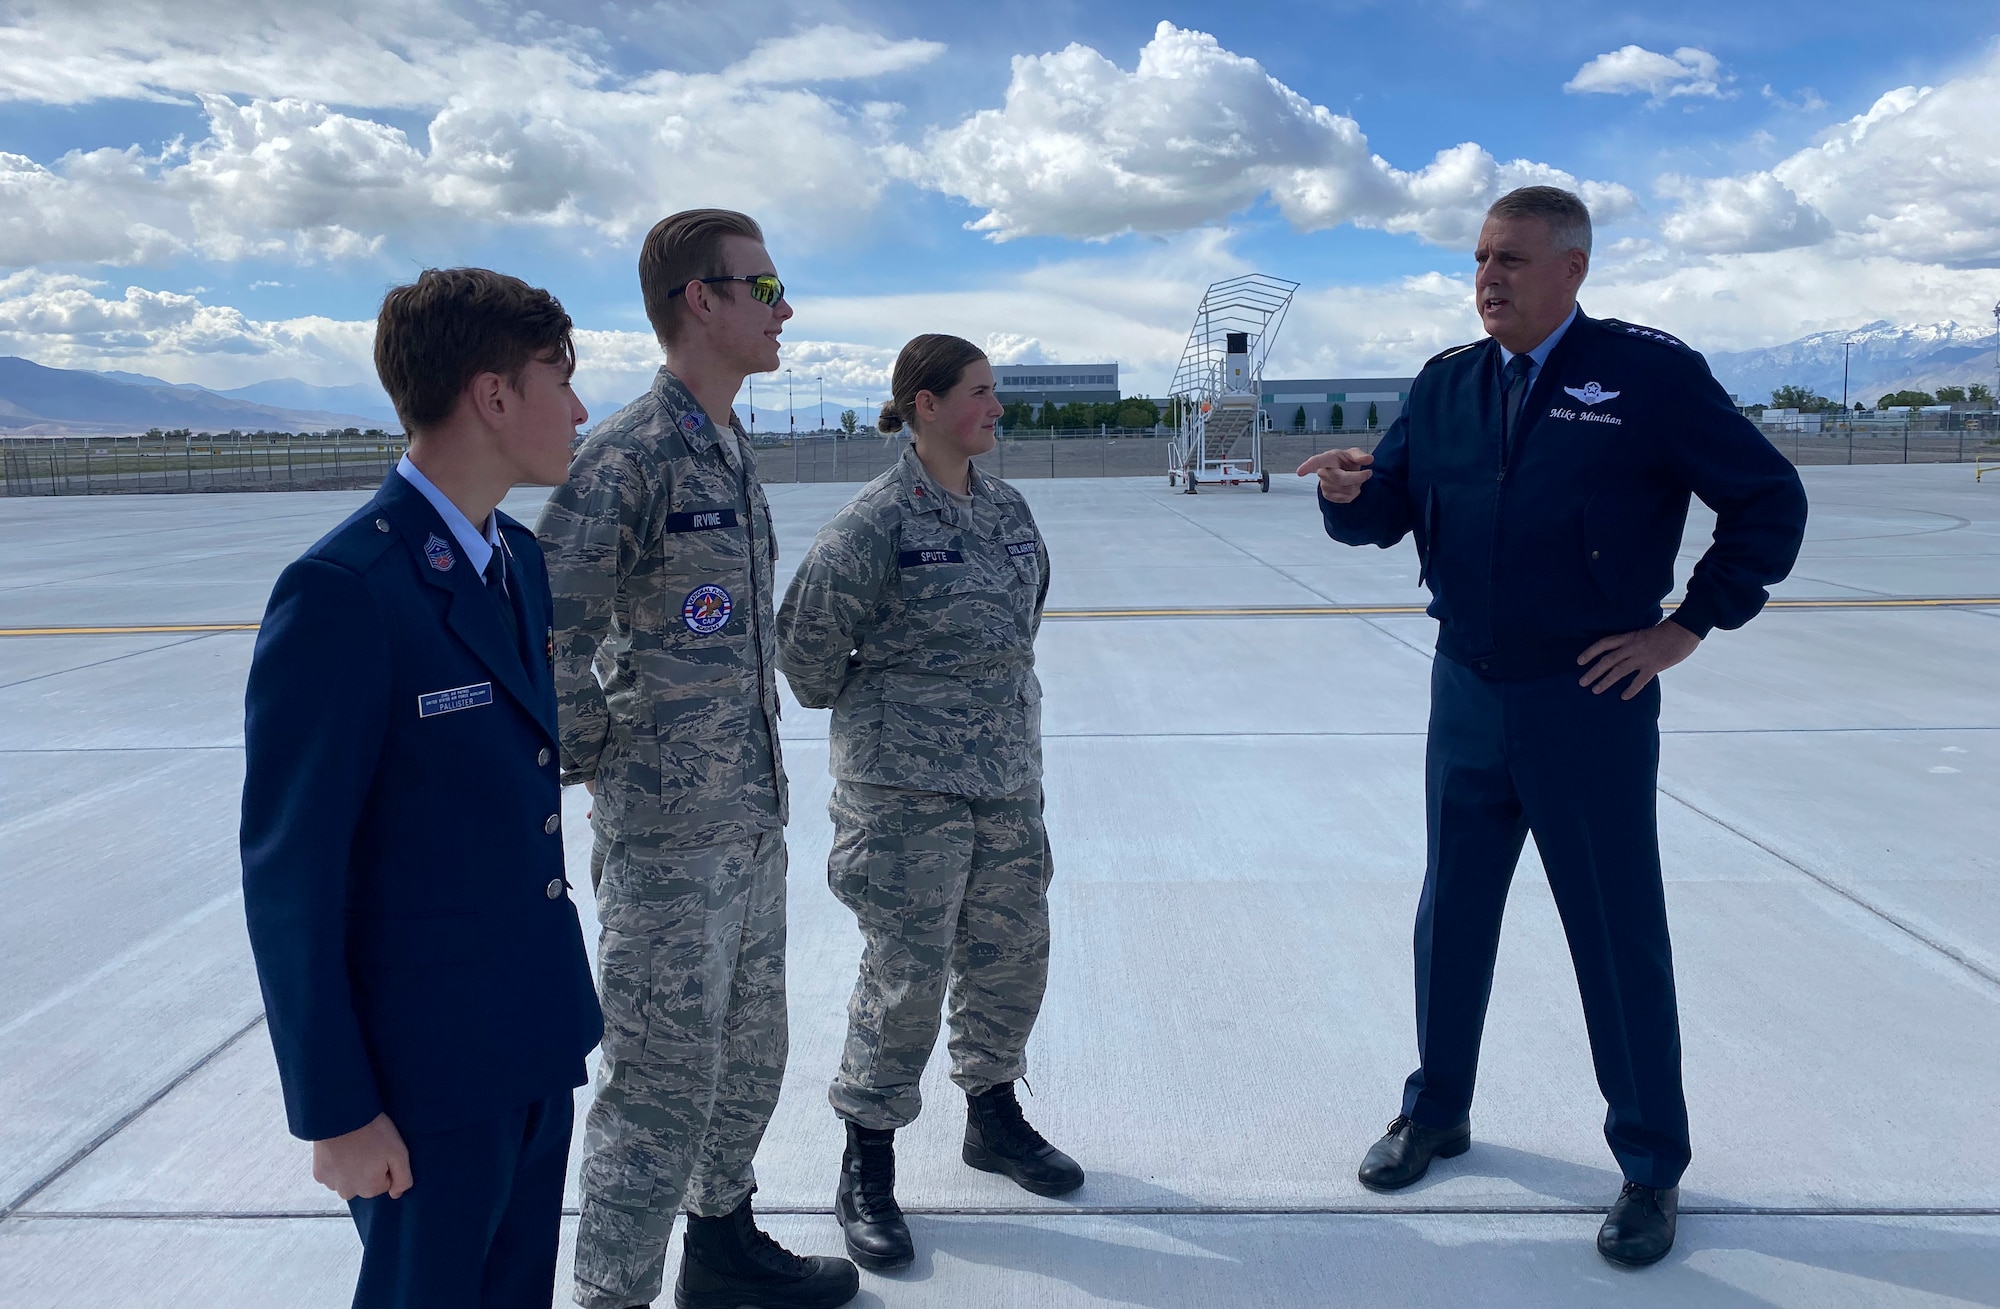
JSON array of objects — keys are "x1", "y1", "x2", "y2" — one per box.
[{"x1": 1604, "y1": 319, "x2": 1692, "y2": 351}]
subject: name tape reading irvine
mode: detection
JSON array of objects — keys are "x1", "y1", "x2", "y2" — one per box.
[
  {"x1": 418, "y1": 682, "x2": 494, "y2": 717},
  {"x1": 663, "y1": 509, "x2": 739, "y2": 533},
  {"x1": 898, "y1": 549, "x2": 966, "y2": 567}
]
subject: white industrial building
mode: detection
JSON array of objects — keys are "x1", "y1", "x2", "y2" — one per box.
[
  {"x1": 1261, "y1": 376, "x2": 1415, "y2": 431},
  {"x1": 994, "y1": 363, "x2": 1120, "y2": 410}
]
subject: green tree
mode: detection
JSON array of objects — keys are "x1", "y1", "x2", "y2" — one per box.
[
  {"x1": 1002, "y1": 400, "x2": 1039, "y2": 429},
  {"x1": 1329, "y1": 403, "x2": 1344, "y2": 430},
  {"x1": 1366, "y1": 401, "x2": 1379, "y2": 429},
  {"x1": 1877, "y1": 389, "x2": 1936, "y2": 409},
  {"x1": 1771, "y1": 384, "x2": 1837, "y2": 413},
  {"x1": 1935, "y1": 385, "x2": 1968, "y2": 403},
  {"x1": 1969, "y1": 383, "x2": 1993, "y2": 403},
  {"x1": 1115, "y1": 397, "x2": 1161, "y2": 428},
  {"x1": 839, "y1": 408, "x2": 858, "y2": 435},
  {"x1": 1292, "y1": 405, "x2": 1307, "y2": 431}
]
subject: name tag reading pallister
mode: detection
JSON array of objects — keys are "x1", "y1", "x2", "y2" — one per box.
[
  {"x1": 418, "y1": 682, "x2": 494, "y2": 717},
  {"x1": 664, "y1": 509, "x2": 739, "y2": 533},
  {"x1": 899, "y1": 549, "x2": 965, "y2": 568}
]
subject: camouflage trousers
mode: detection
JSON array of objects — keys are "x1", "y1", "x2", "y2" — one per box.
[
  {"x1": 827, "y1": 779, "x2": 1053, "y2": 1131},
  {"x1": 572, "y1": 830, "x2": 789, "y2": 1309}
]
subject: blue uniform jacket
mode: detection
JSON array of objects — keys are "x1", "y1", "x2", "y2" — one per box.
[
  {"x1": 1320, "y1": 308, "x2": 1808, "y2": 677},
  {"x1": 240, "y1": 472, "x2": 603, "y2": 1142}
]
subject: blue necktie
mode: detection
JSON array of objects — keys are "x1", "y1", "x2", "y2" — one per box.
[
  {"x1": 484, "y1": 548, "x2": 524, "y2": 666},
  {"x1": 1501, "y1": 353, "x2": 1535, "y2": 465}
]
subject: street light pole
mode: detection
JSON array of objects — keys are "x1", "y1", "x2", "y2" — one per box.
[
  {"x1": 785, "y1": 368, "x2": 794, "y2": 436},
  {"x1": 1842, "y1": 339, "x2": 1851, "y2": 432},
  {"x1": 816, "y1": 375, "x2": 824, "y2": 434},
  {"x1": 748, "y1": 375, "x2": 755, "y2": 433}
]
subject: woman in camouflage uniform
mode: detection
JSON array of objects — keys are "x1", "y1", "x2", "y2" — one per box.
[{"x1": 776, "y1": 334, "x2": 1082, "y2": 1271}]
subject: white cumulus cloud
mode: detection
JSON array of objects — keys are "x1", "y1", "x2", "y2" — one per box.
[
  {"x1": 0, "y1": 6, "x2": 944, "y2": 268},
  {"x1": 1565, "y1": 45, "x2": 1726, "y2": 101},
  {"x1": 1658, "y1": 172, "x2": 1835, "y2": 253},
  {"x1": 1661, "y1": 48, "x2": 2000, "y2": 265},
  {"x1": 902, "y1": 22, "x2": 1637, "y2": 244}
]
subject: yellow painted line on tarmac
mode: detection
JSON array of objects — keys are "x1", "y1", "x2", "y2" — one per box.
[
  {"x1": 4, "y1": 595, "x2": 1997, "y2": 636},
  {"x1": 1044, "y1": 596, "x2": 2000, "y2": 620},
  {"x1": 0, "y1": 623, "x2": 261, "y2": 637}
]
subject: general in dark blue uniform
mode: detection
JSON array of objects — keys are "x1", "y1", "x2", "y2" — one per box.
[
  {"x1": 1306, "y1": 187, "x2": 1807, "y2": 1267},
  {"x1": 240, "y1": 268, "x2": 602, "y2": 1309}
]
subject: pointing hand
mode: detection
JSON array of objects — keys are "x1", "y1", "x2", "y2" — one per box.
[{"x1": 1296, "y1": 448, "x2": 1374, "y2": 503}]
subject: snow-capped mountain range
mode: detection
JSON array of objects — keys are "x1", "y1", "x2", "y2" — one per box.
[{"x1": 1705, "y1": 321, "x2": 2000, "y2": 407}]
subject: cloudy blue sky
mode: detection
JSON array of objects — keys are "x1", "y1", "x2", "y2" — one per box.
[{"x1": 3, "y1": 0, "x2": 1998, "y2": 419}]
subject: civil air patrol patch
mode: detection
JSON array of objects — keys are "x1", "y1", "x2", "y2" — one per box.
[
  {"x1": 417, "y1": 682, "x2": 492, "y2": 717},
  {"x1": 680, "y1": 411, "x2": 704, "y2": 434},
  {"x1": 1562, "y1": 382, "x2": 1620, "y2": 406},
  {"x1": 682, "y1": 584, "x2": 733, "y2": 634},
  {"x1": 423, "y1": 534, "x2": 456, "y2": 572}
]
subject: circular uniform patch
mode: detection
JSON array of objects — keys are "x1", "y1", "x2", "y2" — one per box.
[{"x1": 682, "y1": 584, "x2": 733, "y2": 634}]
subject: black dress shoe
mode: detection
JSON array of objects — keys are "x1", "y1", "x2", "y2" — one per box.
[
  {"x1": 963, "y1": 1082, "x2": 1085, "y2": 1197},
  {"x1": 1597, "y1": 1182, "x2": 1678, "y2": 1267},
  {"x1": 1357, "y1": 1115, "x2": 1471, "y2": 1191},
  {"x1": 835, "y1": 1122, "x2": 914, "y2": 1270}
]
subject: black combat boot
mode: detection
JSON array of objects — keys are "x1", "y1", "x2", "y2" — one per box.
[
  {"x1": 834, "y1": 1122, "x2": 914, "y2": 1270},
  {"x1": 674, "y1": 1193, "x2": 859, "y2": 1309},
  {"x1": 963, "y1": 1082, "x2": 1085, "y2": 1197}
]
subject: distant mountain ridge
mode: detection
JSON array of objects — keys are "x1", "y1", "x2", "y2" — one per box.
[
  {"x1": 0, "y1": 358, "x2": 391, "y2": 435},
  {"x1": 1705, "y1": 321, "x2": 2000, "y2": 407}
]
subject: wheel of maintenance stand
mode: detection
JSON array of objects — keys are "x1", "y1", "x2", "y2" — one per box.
[
  {"x1": 1260, "y1": 470, "x2": 1271, "y2": 492},
  {"x1": 1185, "y1": 473, "x2": 1198, "y2": 495}
]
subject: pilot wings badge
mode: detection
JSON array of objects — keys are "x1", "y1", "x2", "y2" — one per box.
[{"x1": 1563, "y1": 381, "x2": 1620, "y2": 406}]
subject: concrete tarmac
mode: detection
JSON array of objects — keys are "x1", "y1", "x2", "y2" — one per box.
[{"x1": 1, "y1": 464, "x2": 1996, "y2": 1306}]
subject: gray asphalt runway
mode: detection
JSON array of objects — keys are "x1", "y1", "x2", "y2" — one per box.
[{"x1": 1, "y1": 465, "x2": 1996, "y2": 1306}]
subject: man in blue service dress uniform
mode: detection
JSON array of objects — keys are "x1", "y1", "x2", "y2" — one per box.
[
  {"x1": 1300, "y1": 187, "x2": 1807, "y2": 1266},
  {"x1": 241, "y1": 268, "x2": 604, "y2": 1308}
]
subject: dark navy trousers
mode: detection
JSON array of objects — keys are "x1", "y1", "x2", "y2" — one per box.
[
  {"x1": 1402, "y1": 654, "x2": 1691, "y2": 1189},
  {"x1": 348, "y1": 1094, "x2": 574, "y2": 1309}
]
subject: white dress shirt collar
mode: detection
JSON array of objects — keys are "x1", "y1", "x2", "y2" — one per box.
[
  {"x1": 1497, "y1": 302, "x2": 1579, "y2": 390},
  {"x1": 396, "y1": 453, "x2": 501, "y2": 577}
]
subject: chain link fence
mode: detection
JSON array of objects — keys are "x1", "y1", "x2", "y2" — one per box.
[
  {"x1": 2, "y1": 432, "x2": 404, "y2": 496},
  {"x1": 7, "y1": 416, "x2": 1998, "y2": 496}
]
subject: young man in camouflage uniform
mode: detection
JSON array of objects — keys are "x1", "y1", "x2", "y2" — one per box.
[
  {"x1": 537, "y1": 210, "x2": 858, "y2": 1309},
  {"x1": 777, "y1": 334, "x2": 1084, "y2": 1273}
]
